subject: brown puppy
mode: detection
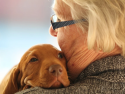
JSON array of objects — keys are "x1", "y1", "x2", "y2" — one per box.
[{"x1": 0, "y1": 44, "x2": 70, "y2": 94}]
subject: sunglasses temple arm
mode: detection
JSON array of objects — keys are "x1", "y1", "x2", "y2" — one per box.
[
  {"x1": 52, "y1": 20, "x2": 75, "y2": 30},
  {"x1": 51, "y1": 19, "x2": 86, "y2": 30}
]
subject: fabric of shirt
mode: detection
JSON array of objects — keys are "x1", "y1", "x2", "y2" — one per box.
[{"x1": 15, "y1": 55, "x2": 125, "y2": 94}]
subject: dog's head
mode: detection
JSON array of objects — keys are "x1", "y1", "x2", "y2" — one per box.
[{"x1": 16, "y1": 44, "x2": 70, "y2": 89}]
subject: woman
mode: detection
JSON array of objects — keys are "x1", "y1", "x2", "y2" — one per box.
[
  {"x1": 17, "y1": 0, "x2": 125, "y2": 93},
  {"x1": 49, "y1": 0, "x2": 125, "y2": 81}
]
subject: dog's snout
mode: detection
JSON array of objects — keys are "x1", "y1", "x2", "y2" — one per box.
[{"x1": 49, "y1": 64, "x2": 63, "y2": 77}]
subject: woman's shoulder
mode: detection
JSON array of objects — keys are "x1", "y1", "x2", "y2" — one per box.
[{"x1": 76, "y1": 54, "x2": 125, "y2": 81}]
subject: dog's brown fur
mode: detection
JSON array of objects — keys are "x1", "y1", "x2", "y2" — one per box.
[{"x1": 0, "y1": 44, "x2": 70, "y2": 94}]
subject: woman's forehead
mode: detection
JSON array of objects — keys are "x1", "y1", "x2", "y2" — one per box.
[
  {"x1": 52, "y1": 0, "x2": 72, "y2": 20},
  {"x1": 52, "y1": 0, "x2": 66, "y2": 14}
]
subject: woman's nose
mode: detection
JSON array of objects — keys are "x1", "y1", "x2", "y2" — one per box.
[{"x1": 49, "y1": 26, "x2": 57, "y2": 37}]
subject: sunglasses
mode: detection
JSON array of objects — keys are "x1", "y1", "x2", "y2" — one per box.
[{"x1": 50, "y1": 14, "x2": 86, "y2": 30}]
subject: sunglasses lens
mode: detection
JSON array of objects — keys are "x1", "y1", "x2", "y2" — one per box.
[{"x1": 52, "y1": 15, "x2": 58, "y2": 23}]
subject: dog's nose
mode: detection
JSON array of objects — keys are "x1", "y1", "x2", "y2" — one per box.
[{"x1": 49, "y1": 64, "x2": 63, "y2": 77}]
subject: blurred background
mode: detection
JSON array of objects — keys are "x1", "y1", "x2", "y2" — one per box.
[{"x1": 0, "y1": 0, "x2": 59, "y2": 82}]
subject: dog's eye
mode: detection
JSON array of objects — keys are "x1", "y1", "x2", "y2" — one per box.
[
  {"x1": 58, "y1": 53, "x2": 63, "y2": 58},
  {"x1": 29, "y1": 58, "x2": 38, "y2": 62}
]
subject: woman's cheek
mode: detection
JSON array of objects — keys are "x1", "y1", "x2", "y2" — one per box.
[
  {"x1": 57, "y1": 31, "x2": 64, "y2": 45},
  {"x1": 57, "y1": 29, "x2": 68, "y2": 48}
]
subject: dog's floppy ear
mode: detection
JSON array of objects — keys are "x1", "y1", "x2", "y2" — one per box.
[{"x1": 3, "y1": 65, "x2": 22, "y2": 94}]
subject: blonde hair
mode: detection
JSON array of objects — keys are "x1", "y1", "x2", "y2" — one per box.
[{"x1": 62, "y1": 0, "x2": 125, "y2": 56}]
